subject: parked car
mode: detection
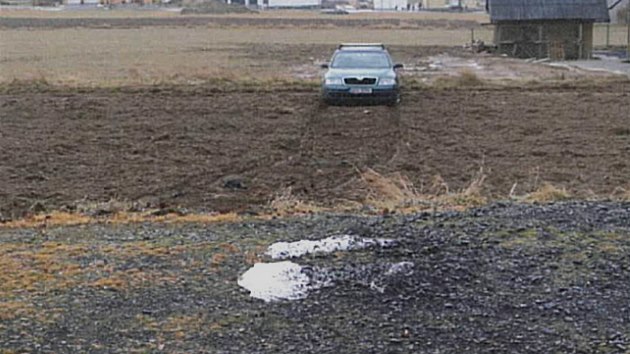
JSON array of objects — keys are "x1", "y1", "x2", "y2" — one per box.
[{"x1": 320, "y1": 43, "x2": 403, "y2": 106}]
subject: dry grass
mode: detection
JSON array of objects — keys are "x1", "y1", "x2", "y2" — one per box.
[
  {"x1": 2, "y1": 179, "x2": 625, "y2": 229},
  {"x1": 0, "y1": 26, "x2": 483, "y2": 87},
  {"x1": 0, "y1": 301, "x2": 35, "y2": 321},
  {"x1": 1, "y1": 212, "x2": 93, "y2": 228},
  {"x1": 525, "y1": 182, "x2": 571, "y2": 203},
  {"x1": 269, "y1": 187, "x2": 328, "y2": 215},
  {"x1": 162, "y1": 313, "x2": 207, "y2": 334},
  {"x1": 359, "y1": 167, "x2": 487, "y2": 212},
  {"x1": 244, "y1": 247, "x2": 266, "y2": 265},
  {"x1": 0, "y1": 243, "x2": 88, "y2": 295},
  {"x1": 0, "y1": 240, "x2": 188, "y2": 297},
  {"x1": 0, "y1": 210, "x2": 245, "y2": 228},
  {"x1": 0, "y1": 169, "x2": 493, "y2": 228},
  {"x1": 0, "y1": 8, "x2": 182, "y2": 18},
  {"x1": 610, "y1": 186, "x2": 630, "y2": 201},
  {"x1": 360, "y1": 168, "x2": 425, "y2": 211},
  {"x1": 0, "y1": 10, "x2": 626, "y2": 88}
]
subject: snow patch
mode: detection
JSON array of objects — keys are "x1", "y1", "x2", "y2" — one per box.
[
  {"x1": 385, "y1": 261, "x2": 415, "y2": 276},
  {"x1": 237, "y1": 262, "x2": 332, "y2": 302},
  {"x1": 238, "y1": 261, "x2": 319, "y2": 302},
  {"x1": 266, "y1": 235, "x2": 396, "y2": 260},
  {"x1": 239, "y1": 236, "x2": 404, "y2": 302}
]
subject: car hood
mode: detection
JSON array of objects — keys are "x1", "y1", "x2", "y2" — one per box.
[{"x1": 325, "y1": 68, "x2": 395, "y2": 79}]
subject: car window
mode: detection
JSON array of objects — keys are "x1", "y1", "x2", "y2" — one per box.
[{"x1": 331, "y1": 52, "x2": 391, "y2": 69}]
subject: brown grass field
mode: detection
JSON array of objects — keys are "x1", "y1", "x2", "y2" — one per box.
[
  {"x1": 0, "y1": 27, "x2": 492, "y2": 85},
  {"x1": 0, "y1": 9, "x2": 628, "y2": 86},
  {"x1": 0, "y1": 8, "x2": 489, "y2": 20}
]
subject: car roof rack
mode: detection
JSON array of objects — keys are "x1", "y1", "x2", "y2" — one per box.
[{"x1": 338, "y1": 43, "x2": 386, "y2": 50}]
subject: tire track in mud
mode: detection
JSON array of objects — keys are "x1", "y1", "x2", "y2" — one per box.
[{"x1": 296, "y1": 102, "x2": 407, "y2": 197}]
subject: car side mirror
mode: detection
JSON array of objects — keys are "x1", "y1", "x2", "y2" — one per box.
[
  {"x1": 393, "y1": 63, "x2": 404, "y2": 70},
  {"x1": 321, "y1": 63, "x2": 329, "y2": 69}
]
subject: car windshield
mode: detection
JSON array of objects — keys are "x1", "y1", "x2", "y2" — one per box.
[{"x1": 331, "y1": 52, "x2": 391, "y2": 69}]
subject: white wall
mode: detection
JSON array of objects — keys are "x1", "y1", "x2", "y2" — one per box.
[
  {"x1": 420, "y1": 0, "x2": 483, "y2": 8},
  {"x1": 375, "y1": 0, "x2": 407, "y2": 9},
  {"x1": 266, "y1": 0, "x2": 319, "y2": 7}
]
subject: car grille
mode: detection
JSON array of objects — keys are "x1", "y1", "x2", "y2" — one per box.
[{"x1": 344, "y1": 77, "x2": 377, "y2": 85}]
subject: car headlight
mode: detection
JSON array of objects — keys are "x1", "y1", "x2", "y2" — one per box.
[
  {"x1": 324, "y1": 78, "x2": 344, "y2": 85},
  {"x1": 378, "y1": 78, "x2": 397, "y2": 86}
]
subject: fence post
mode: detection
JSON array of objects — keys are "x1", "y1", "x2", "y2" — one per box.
[{"x1": 606, "y1": 23, "x2": 610, "y2": 48}]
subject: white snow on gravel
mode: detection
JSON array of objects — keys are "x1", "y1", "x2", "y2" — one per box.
[
  {"x1": 239, "y1": 235, "x2": 404, "y2": 302},
  {"x1": 238, "y1": 261, "x2": 321, "y2": 302},
  {"x1": 385, "y1": 261, "x2": 415, "y2": 276},
  {"x1": 265, "y1": 235, "x2": 396, "y2": 260}
]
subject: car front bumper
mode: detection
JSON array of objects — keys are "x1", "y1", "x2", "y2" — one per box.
[{"x1": 322, "y1": 85, "x2": 400, "y2": 105}]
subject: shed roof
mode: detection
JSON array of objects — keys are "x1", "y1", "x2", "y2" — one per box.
[{"x1": 488, "y1": 0, "x2": 610, "y2": 22}]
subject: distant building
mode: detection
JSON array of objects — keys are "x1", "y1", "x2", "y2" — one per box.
[
  {"x1": 260, "y1": 0, "x2": 319, "y2": 7},
  {"x1": 64, "y1": 0, "x2": 99, "y2": 4},
  {"x1": 68, "y1": 0, "x2": 154, "y2": 5},
  {"x1": 488, "y1": 0, "x2": 610, "y2": 60},
  {"x1": 228, "y1": 0, "x2": 318, "y2": 7},
  {"x1": 418, "y1": 0, "x2": 484, "y2": 9},
  {"x1": 373, "y1": 0, "x2": 407, "y2": 10}
]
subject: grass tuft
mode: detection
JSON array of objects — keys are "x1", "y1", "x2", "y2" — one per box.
[
  {"x1": 525, "y1": 182, "x2": 571, "y2": 203},
  {"x1": 359, "y1": 167, "x2": 487, "y2": 212},
  {"x1": 610, "y1": 187, "x2": 630, "y2": 201},
  {"x1": 360, "y1": 168, "x2": 426, "y2": 211},
  {"x1": 269, "y1": 187, "x2": 326, "y2": 215}
]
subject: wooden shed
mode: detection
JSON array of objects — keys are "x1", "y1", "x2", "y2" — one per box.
[{"x1": 487, "y1": 0, "x2": 610, "y2": 60}]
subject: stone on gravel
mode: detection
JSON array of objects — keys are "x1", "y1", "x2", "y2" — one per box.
[{"x1": 222, "y1": 175, "x2": 248, "y2": 190}]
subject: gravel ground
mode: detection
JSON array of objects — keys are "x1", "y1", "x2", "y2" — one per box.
[{"x1": 1, "y1": 201, "x2": 629, "y2": 353}]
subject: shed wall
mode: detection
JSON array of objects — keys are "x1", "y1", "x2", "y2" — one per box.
[{"x1": 494, "y1": 20, "x2": 594, "y2": 59}]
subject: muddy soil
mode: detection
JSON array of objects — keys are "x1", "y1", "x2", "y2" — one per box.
[
  {"x1": 0, "y1": 16, "x2": 480, "y2": 29},
  {"x1": 1, "y1": 84, "x2": 629, "y2": 218},
  {"x1": 0, "y1": 202, "x2": 629, "y2": 353}
]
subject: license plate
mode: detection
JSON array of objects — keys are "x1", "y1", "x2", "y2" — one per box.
[{"x1": 349, "y1": 88, "x2": 373, "y2": 94}]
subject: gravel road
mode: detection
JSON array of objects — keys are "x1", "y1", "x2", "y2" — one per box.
[{"x1": 1, "y1": 201, "x2": 629, "y2": 353}]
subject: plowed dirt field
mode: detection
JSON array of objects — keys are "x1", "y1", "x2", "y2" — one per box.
[{"x1": 1, "y1": 83, "x2": 629, "y2": 219}]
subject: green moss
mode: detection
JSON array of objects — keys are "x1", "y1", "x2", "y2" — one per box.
[{"x1": 496, "y1": 228, "x2": 540, "y2": 249}]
